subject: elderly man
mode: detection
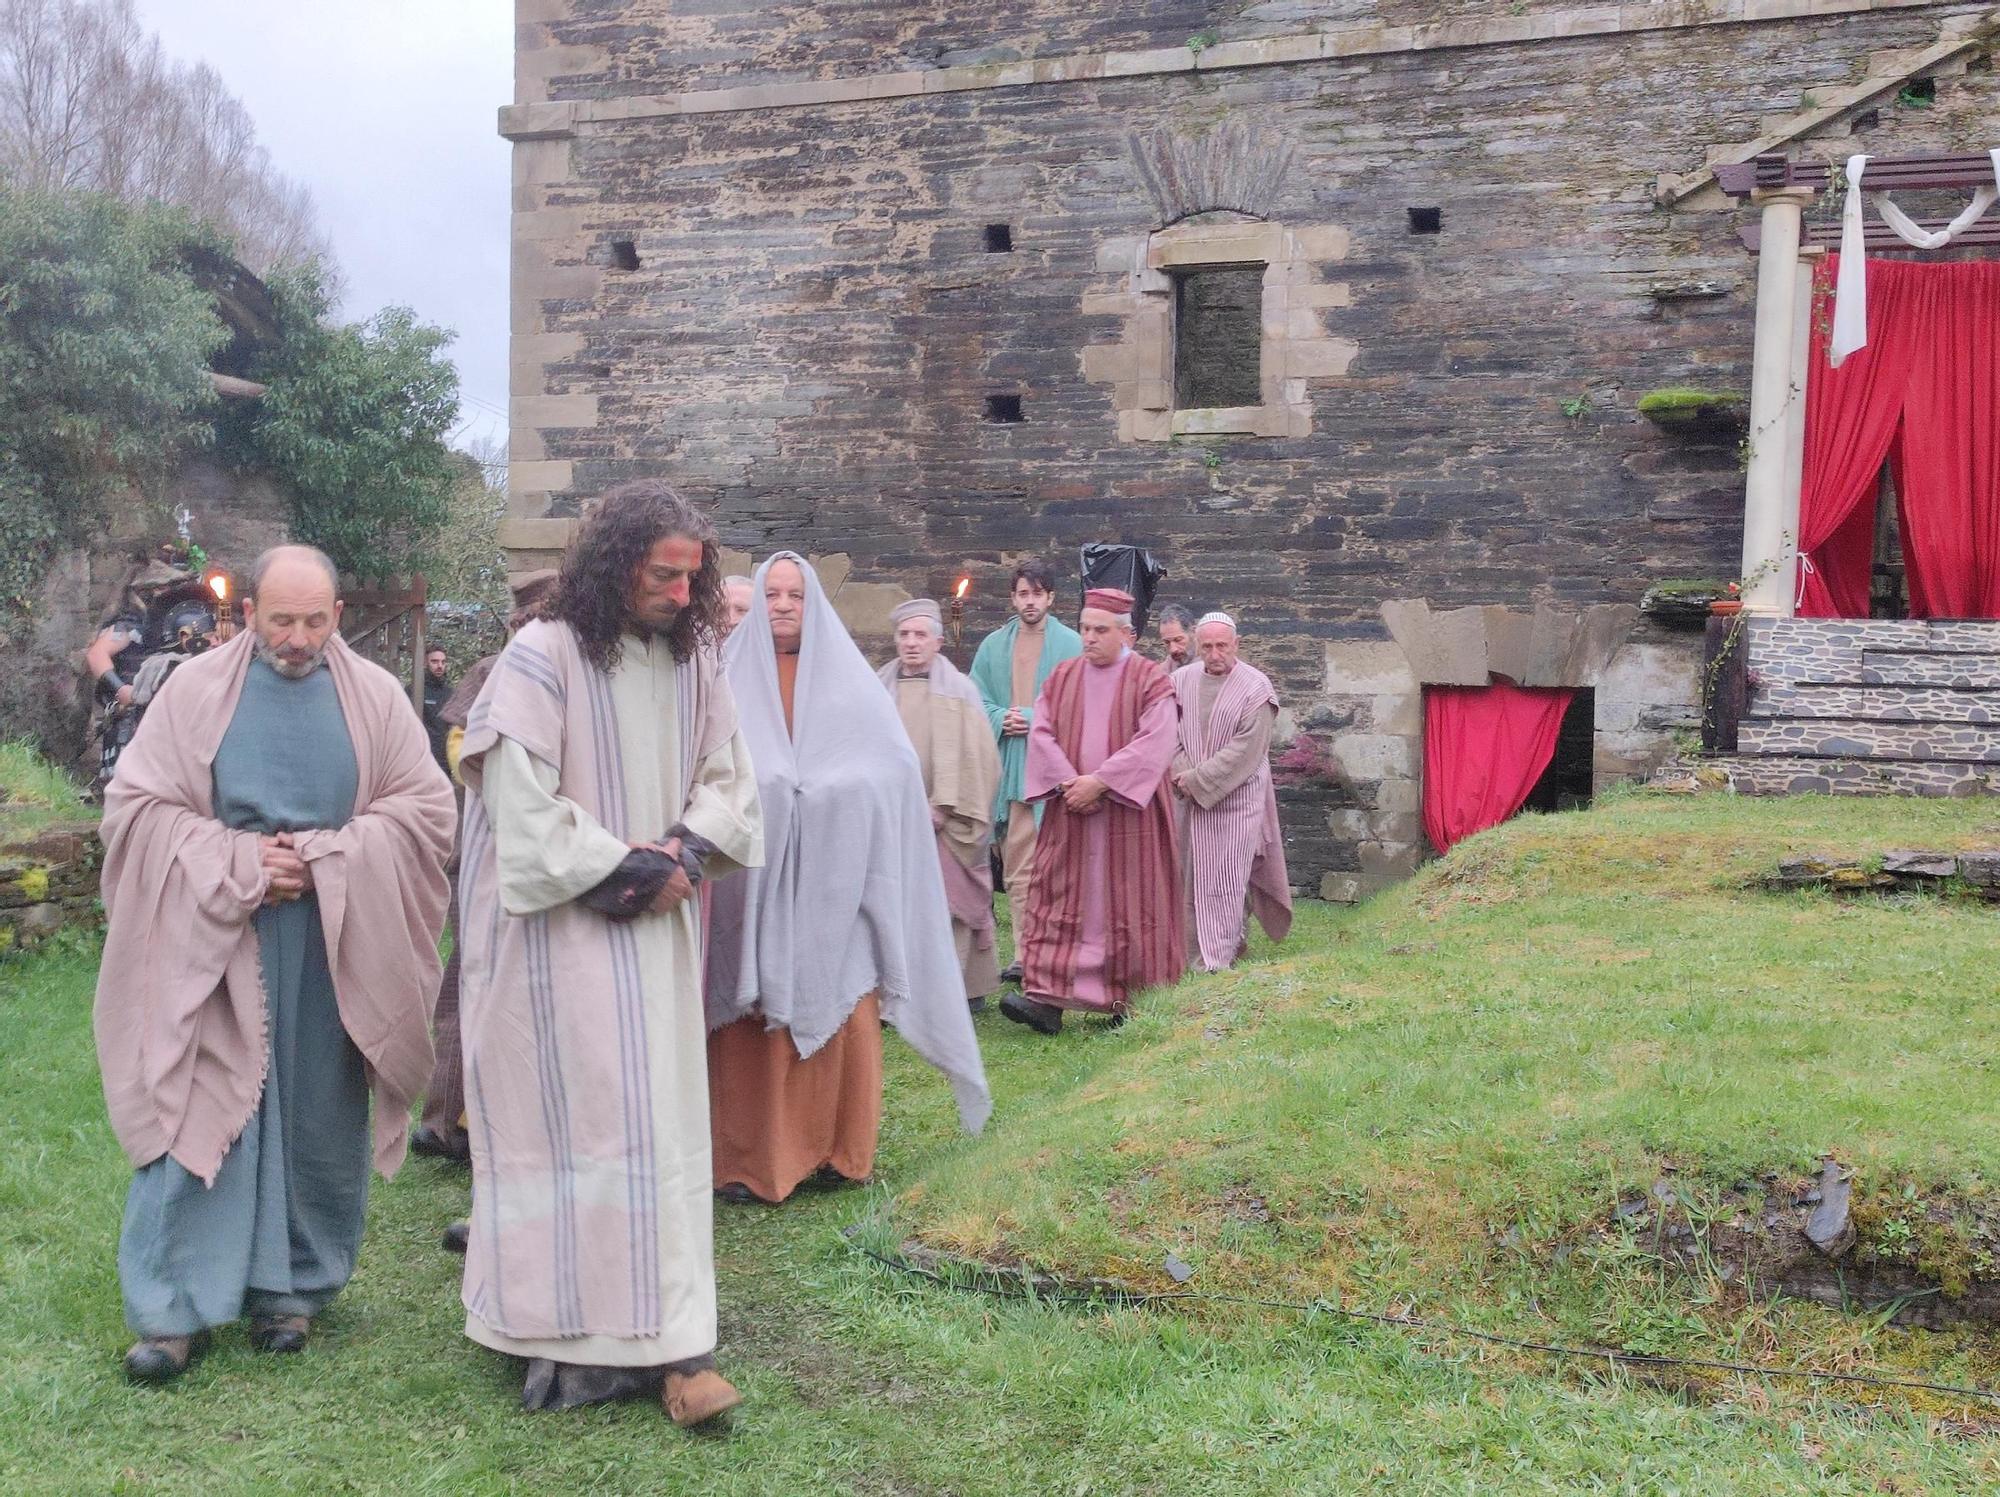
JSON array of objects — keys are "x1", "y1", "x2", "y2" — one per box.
[
  {"x1": 455, "y1": 482, "x2": 763, "y2": 1424},
  {"x1": 707, "y1": 554, "x2": 990, "y2": 1204},
  {"x1": 1170, "y1": 613, "x2": 1293, "y2": 971},
  {"x1": 969, "y1": 560, "x2": 1082, "y2": 981},
  {"x1": 1155, "y1": 604, "x2": 1196, "y2": 670},
  {"x1": 97, "y1": 545, "x2": 455, "y2": 1383},
  {"x1": 720, "y1": 575, "x2": 756, "y2": 638},
  {"x1": 1003, "y1": 587, "x2": 1183, "y2": 1035},
  {"x1": 878, "y1": 599, "x2": 1004, "y2": 1009}
]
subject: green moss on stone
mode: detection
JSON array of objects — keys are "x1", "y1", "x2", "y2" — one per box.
[{"x1": 1637, "y1": 387, "x2": 1749, "y2": 426}]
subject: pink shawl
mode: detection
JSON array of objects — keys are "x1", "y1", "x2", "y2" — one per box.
[{"x1": 95, "y1": 630, "x2": 455, "y2": 1184}]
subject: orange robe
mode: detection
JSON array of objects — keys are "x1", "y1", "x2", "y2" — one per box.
[{"x1": 707, "y1": 649, "x2": 885, "y2": 1202}]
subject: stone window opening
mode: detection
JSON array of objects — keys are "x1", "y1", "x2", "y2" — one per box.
[
  {"x1": 1172, "y1": 264, "x2": 1264, "y2": 411},
  {"x1": 984, "y1": 393, "x2": 1024, "y2": 424},
  {"x1": 1083, "y1": 217, "x2": 1356, "y2": 442},
  {"x1": 1407, "y1": 206, "x2": 1442, "y2": 235},
  {"x1": 983, "y1": 223, "x2": 1014, "y2": 253},
  {"x1": 609, "y1": 238, "x2": 640, "y2": 270}
]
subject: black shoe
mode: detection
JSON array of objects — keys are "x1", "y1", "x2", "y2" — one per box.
[
  {"x1": 441, "y1": 1219, "x2": 470, "y2": 1255},
  {"x1": 999, "y1": 992, "x2": 1063, "y2": 1035},
  {"x1": 248, "y1": 1315, "x2": 311, "y2": 1354},
  {"x1": 411, "y1": 1124, "x2": 470, "y2": 1163},
  {"x1": 967, "y1": 996, "x2": 987, "y2": 1015},
  {"x1": 803, "y1": 1164, "x2": 867, "y2": 1191},
  {"x1": 998, "y1": 963, "x2": 1024, "y2": 985},
  {"x1": 123, "y1": 1331, "x2": 209, "y2": 1384},
  {"x1": 715, "y1": 1182, "x2": 763, "y2": 1206}
]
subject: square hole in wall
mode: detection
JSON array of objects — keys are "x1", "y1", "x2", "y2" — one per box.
[
  {"x1": 983, "y1": 223, "x2": 1014, "y2": 253},
  {"x1": 1898, "y1": 76, "x2": 1936, "y2": 105},
  {"x1": 1407, "y1": 206, "x2": 1442, "y2": 235},
  {"x1": 609, "y1": 239, "x2": 640, "y2": 270},
  {"x1": 1851, "y1": 108, "x2": 1880, "y2": 130},
  {"x1": 985, "y1": 394, "x2": 1024, "y2": 423},
  {"x1": 1171, "y1": 265, "x2": 1264, "y2": 410},
  {"x1": 1968, "y1": 52, "x2": 1992, "y2": 74}
]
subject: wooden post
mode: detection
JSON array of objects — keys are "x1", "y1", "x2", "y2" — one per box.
[{"x1": 408, "y1": 574, "x2": 428, "y2": 714}]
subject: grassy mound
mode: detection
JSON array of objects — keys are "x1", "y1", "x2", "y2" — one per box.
[
  {"x1": 900, "y1": 790, "x2": 2000, "y2": 1407},
  {"x1": 0, "y1": 740, "x2": 91, "y2": 838}
]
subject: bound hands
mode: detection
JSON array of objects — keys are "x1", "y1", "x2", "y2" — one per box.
[
  {"x1": 258, "y1": 832, "x2": 315, "y2": 905},
  {"x1": 637, "y1": 837, "x2": 694, "y2": 913},
  {"x1": 1000, "y1": 707, "x2": 1029, "y2": 737},
  {"x1": 1060, "y1": 773, "x2": 1107, "y2": 815}
]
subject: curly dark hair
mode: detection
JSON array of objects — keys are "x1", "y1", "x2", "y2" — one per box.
[{"x1": 547, "y1": 481, "x2": 723, "y2": 669}]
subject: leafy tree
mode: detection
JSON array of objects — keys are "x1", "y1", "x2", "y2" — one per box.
[
  {"x1": 0, "y1": 185, "x2": 224, "y2": 625},
  {"x1": 237, "y1": 262, "x2": 460, "y2": 580}
]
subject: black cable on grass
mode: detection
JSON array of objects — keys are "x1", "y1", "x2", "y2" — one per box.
[{"x1": 843, "y1": 1233, "x2": 2000, "y2": 1406}]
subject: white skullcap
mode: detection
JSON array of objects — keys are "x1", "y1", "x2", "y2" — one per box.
[{"x1": 1196, "y1": 611, "x2": 1237, "y2": 632}]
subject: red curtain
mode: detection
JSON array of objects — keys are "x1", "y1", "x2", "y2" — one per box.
[
  {"x1": 1799, "y1": 257, "x2": 2000, "y2": 618},
  {"x1": 1892, "y1": 261, "x2": 2000, "y2": 617},
  {"x1": 1797, "y1": 256, "x2": 1914, "y2": 617},
  {"x1": 1422, "y1": 684, "x2": 1575, "y2": 854}
]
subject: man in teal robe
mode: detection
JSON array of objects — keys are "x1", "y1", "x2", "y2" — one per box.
[
  {"x1": 97, "y1": 546, "x2": 453, "y2": 1383},
  {"x1": 968, "y1": 559, "x2": 1082, "y2": 979}
]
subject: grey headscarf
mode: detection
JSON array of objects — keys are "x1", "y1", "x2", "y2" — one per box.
[{"x1": 704, "y1": 553, "x2": 992, "y2": 1134}]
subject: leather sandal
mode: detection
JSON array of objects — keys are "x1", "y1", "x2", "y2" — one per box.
[
  {"x1": 663, "y1": 1367, "x2": 742, "y2": 1427},
  {"x1": 248, "y1": 1314, "x2": 311, "y2": 1353},
  {"x1": 123, "y1": 1330, "x2": 210, "y2": 1384}
]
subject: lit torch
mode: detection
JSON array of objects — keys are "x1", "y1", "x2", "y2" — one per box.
[
  {"x1": 207, "y1": 570, "x2": 232, "y2": 638},
  {"x1": 950, "y1": 574, "x2": 970, "y2": 651}
]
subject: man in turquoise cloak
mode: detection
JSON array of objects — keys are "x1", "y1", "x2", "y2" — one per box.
[{"x1": 968, "y1": 559, "x2": 1082, "y2": 979}]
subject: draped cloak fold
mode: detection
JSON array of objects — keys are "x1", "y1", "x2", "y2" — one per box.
[
  {"x1": 707, "y1": 553, "x2": 992, "y2": 1135},
  {"x1": 94, "y1": 630, "x2": 455, "y2": 1186},
  {"x1": 1020, "y1": 651, "x2": 1185, "y2": 1010},
  {"x1": 1171, "y1": 660, "x2": 1294, "y2": 970},
  {"x1": 454, "y1": 619, "x2": 762, "y2": 1353},
  {"x1": 878, "y1": 653, "x2": 1003, "y2": 969}
]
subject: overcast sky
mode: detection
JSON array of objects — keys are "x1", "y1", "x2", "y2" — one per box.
[{"x1": 133, "y1": 1, "x2": 514, "y2": 455}]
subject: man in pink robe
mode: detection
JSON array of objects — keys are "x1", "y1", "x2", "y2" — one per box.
[
  {"x1": 1002, "y1": 587, "x2": 1184, "y2": 1034},
  {"x1": 1171, "y1": 612, "x2": 1293, "y2": 971}
]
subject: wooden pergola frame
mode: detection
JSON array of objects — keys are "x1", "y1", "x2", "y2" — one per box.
[
  {"x1": 1721, "y1": 149, "x2": 1997, "y2": 618},
  {"x1": 1723, "y1": 151, "x2": 2000, "y2": 252}
]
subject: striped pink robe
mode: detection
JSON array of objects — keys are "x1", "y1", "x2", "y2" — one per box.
[
  {"x1": 1171, "y1": 660, "x2": 1293, "y2": 971},
  {"x1": 1019, "y1": 651, "x2": 1184, "y2": 1012}
]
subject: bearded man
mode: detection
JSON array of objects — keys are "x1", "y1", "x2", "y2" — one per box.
[
  {"x1": 1170, "y1": 613, "x2": 1293, "y2": 972},
  {"x1": 1002, "y1": 587, "x2": 1184, "y2": 1035},
  {"x1": 706, "y1": 555, "x2": 990, "y2": 1204},
  {"x1": 455, "y1": 482, "x2": 763, "y2": 1424},
  {"x1": 969, "y1": 560, "x2": 1082, "y2": 980},
  {"x1": 97, "y1": 545, "x2": 454, "y2": 1383},
  {"x1": 878, "y1": 599, "x2": 1004, "y2": 1009},
  {"x1": 1155, "y1": 604, "x2": 1195, "y2": 670}
]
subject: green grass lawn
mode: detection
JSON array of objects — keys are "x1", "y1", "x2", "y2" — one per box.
[
  {"x1": 5, "y1": 791, "x2": 2000, "y2": 1493},
  {"x1": 0, "y1": 739, "x2": 93, "y2": 838}
]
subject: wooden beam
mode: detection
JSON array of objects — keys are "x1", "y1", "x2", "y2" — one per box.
[
  {"x1": 1740, "y1": 217, "x2": 2000, "y2": 251},
  {"x1": 1719, "y1": 151, "x2": 2000, "y2": 198}
]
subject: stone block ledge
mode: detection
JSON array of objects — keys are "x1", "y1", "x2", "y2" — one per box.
[{"x1": 497, "y1": 0, "x2": 1946, "y2": 139}]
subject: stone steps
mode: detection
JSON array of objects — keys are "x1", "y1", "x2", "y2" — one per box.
[
  {"x1": 1860, "y1": 651, "x2": 2000, "y2": 688},
  {"x1": 1737, "y1": 719, "x2": 2000, "y2": 763},
  {"x1": 1708, "y1": 755, "x2": 2000, "y2": 797},
  {"x1": 1749, "y1": 684, "x2": 2000, "y2": 723}
]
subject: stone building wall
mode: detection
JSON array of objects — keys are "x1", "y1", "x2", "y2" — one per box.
[{"x1": 503, "y1": 0, "x2": 1999, "y2": 897}]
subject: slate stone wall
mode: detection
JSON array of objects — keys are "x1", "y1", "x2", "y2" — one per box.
[{"x1": 507, "y1": 0, "x2": 2000, "y2": 895}]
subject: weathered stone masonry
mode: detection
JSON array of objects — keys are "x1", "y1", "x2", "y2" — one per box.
[{"x1": 503, "y1": 0, "x2": 2000, "y2": 897}]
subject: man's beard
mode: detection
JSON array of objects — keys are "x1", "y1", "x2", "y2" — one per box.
[
  {"x1": 256, "y1": 637, "x2": 327, "y2": 679},
  {"x1": 630, "y1": 602, "x2": 680, "y2": 639}
]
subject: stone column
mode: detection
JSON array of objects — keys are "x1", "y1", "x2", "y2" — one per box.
[
  {"x1": 1739, "y1": 187, "x2": 1817, "y2": 615},
  {"x1": 1773, "y1": 246, "x2": 1823, "y2": 618}
]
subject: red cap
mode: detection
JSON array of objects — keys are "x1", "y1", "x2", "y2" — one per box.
[{"x1": 1082, "y1": 587, "x2": 1135, "y2": 614}]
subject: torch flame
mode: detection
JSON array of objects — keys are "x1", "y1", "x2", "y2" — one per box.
[
  {"x1": 954, "y1": 576, "x2": 970, "y2": 600},
  {"x1": 209, "y1": 574, "x2": 229, "y2": 601}
]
